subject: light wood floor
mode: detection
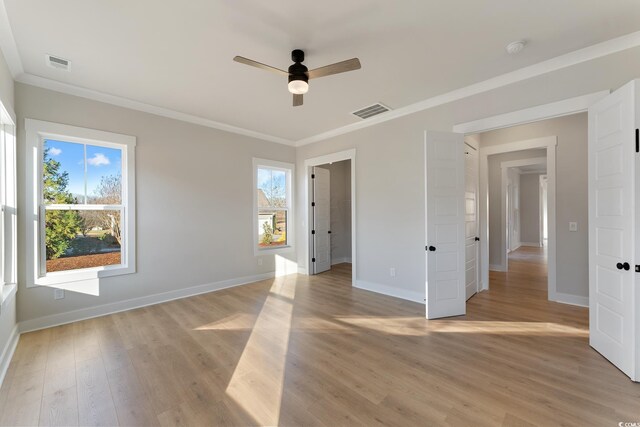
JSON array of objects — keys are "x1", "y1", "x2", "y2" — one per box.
[{"x1": 1, "y1": 253, "x2": 639, "y2": 426}]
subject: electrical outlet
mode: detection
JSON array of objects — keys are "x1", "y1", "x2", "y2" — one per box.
[
  {"x1": 390, "y1": 267, "x2": 396, "y2": 277},
  {"x1": 258, "y1": 258, "x2": 263, "y2": 266},
  {"x1": 54, "y1": 289, "x2": 65, "y2": 300},
  {"x1": 569, "y1": 222, "x2": 578, "y2": 232}
]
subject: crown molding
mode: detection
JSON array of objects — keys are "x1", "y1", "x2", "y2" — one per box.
[
  {"x1": 16, "y1": 73, "x2": 295, "y2": 146},
  {"x1": 295, "y1": 30, "x2": 640, "y2": 146}
]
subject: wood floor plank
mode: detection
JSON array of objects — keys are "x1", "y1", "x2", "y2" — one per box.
[{"x1": 75, "y1": 357, "x2": 119, "y2": 426}]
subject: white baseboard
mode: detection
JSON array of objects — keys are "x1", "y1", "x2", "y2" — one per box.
[
  {"x1": 551, "y1": 292, "x2": 589, "y2": 308},
  {"x1": 331, "y1": 257, "x2": 352, "y2": 265},
  {"x1": 0, "y1": 325, "x2": 19, "y2": 388},
  {"x1": 489, "y1": 264, "x2": 507, "y2": 272},
  {"x1": 354, "y1": 280, "x2": 425, "y2": 304},
  {"x1": 520, "y1": 242, "x2": 542, "y2": 247},
  {"x1": 511, "y1": 242, "x2": 522, "y2": 251},
  {"x1": 20, "y1": 272, "x2": 276, "y2": 333},
  {"x1": 297, "y1": 267, "x2": 309, "y2": 275}
]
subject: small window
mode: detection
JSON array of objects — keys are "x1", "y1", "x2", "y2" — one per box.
[
  {"x1": 253, "y1": 159, "x2": 293, "y2": 254},
  {"x1": 26, "y1": 120, "x2": 136, "y2": 288}
]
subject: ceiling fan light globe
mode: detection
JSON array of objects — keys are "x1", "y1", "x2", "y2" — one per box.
[{"x1": 288, "y1": 80, "x2": 309, "y2": 94}]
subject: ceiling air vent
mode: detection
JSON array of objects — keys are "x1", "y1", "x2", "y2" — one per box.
[
  {"x1": 46, "y1": 54, "x2": 71, "y2": 71},
  {"x1": 352, "y1": 103, "x2": 391, "y2": 120}
]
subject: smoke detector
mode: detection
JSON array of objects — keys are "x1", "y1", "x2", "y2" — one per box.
[{"x1": 505, "y1": 40, "x2": 526, "y2": 55}]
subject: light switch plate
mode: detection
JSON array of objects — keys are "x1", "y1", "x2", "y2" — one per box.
[{"x1": 569, "y1": 222, "x2": 578, "y2": 232}]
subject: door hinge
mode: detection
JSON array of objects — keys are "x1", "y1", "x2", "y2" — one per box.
[
  {"x1": 311, "y1": 202, "x2": 315, "y2": 207},
  {"x1": 311, "y1": 230, "x2": 316, "y2": 234},
  {"x1": 312, "y1": 258, "x2": 316, "y2": 262},
  {"x1": 636, "y1": 265, "x2": 640, "y2": 273},
  {"x1": 636, "y1": 129, "x2": 639, "y2": 153},
  {"x1": 311, "y1": 174, "x2": 315, "y2": 179}
]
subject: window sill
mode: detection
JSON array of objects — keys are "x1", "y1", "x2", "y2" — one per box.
[
  {"x1": 0, "y1": 283, "x2": 17, "y2": 314},
  {"x1": 31, "y1": 264, "x2": 135, "y2": 288},
  {"x1": 255, "y1": 245, "x2": 294, "y2": 257}
]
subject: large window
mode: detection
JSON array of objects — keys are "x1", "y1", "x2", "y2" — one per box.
[
  {"x1": 253, "y1": 158, "x2": 293, "y2": 254},
  {"x1": 26, "y1": 120, "x2": 136, "y2": 288}
]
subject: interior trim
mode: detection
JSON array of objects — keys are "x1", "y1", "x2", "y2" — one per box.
[
  {"x1": 17, "y1": 74, "x2": 295, "y2": 146},
  {"x1": 0, "y1": 324, "x2": 19, "y2": 388}
]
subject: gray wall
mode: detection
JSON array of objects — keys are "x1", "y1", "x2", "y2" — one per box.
[
  {"x1": 317, "y1": 160, "x2": 352, "y2": 264},
  {"x1": 16, "y1": 83, "x2": 296, "y2": 323},
  {"x1": 487, "y1": 149, "x2": 545, "y2": 268},
  {"x1": 0, "y1": 48, "x2": 16, "y2": 369},
  {"x1": 520, "y1": 173, "x2": 544, "y2": 245},
  {"x1": 480, "y1": 113, "x2": 588, "y2": 298}
]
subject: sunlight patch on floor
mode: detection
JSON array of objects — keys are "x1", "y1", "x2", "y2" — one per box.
[
  {"x1": 334, "y1": 317, "x2": 588, "y2": 337},
  {"x1": 427, "y1": 320, "x2": 587, "y2": 336},
  {"x1": 193, "y1": 312, "x2": 256, "y2": 331},
  {"x1": 224, "y1": 275, "x2": 297, "y2": 425}
]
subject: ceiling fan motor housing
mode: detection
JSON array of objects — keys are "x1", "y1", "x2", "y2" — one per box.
[{"x1": 289, "y1": 49, "x2": 309, "y2": 84}]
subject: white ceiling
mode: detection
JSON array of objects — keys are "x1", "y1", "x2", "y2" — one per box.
[{"x1": 4, "y1": 0, "x2": 640, "y2": 142}]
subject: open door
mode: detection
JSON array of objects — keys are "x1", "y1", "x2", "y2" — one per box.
[
  {"x1": 464, "y1": 142, "x2": 479, "y2": 300},
  {"x1": 588, "y1": 80, "x2": 638, "y2": 381},
  {"x1": 425, "y1": 130, "x2": 466, "y2": 319},
  {"x1": 312, "y1": 167, "x2": 331, "y2": 274}
]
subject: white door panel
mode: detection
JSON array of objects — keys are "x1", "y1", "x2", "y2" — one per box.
[
  {"x1": 313, "y1": 167, "x2": 331, "y2": 274},
  {"x1": 588, "y1": 80, "x2": 636, "y2": 381},
  {"x1": 425, "y1": 131, "x2": 466, "y2": 319},
  {"x1": 464, "y1": 143, "x2": 479, "y2": 300}
]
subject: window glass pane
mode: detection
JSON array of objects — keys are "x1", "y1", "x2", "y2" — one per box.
[
  {"x1": 43, "y1": 140, "x2": 84, "y2": 204},
  {"x1": 258, "y1": 209, "x2": 287, "y2": 248},
  {"x1": 45, "y1": 209, "x2": 121, "y2": 272},
  {"x1": 257, "y1": 168, "x2": 287, "y2": 208},
  {"x1": 86, "y1": 145, "x2": 122, "y2": 204}
]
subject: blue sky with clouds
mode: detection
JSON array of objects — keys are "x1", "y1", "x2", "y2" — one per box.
[{"x1": 44, "y1": 139, "x2": 122, "y2": 199}]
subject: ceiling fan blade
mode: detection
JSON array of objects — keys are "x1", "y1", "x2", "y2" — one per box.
[
  {"x1": 293, "y1": 94, "x2": 303, "y2": 107},
  {"x1": 308, "y1": 58, "x2": 361, "y2": 79},
  {"x1": 233, "y1": 56, "x2": 288, "y2": 76}
]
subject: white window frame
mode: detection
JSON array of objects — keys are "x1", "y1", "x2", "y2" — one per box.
[
  {"x1": 253, "y1": 158, "x2": 294, "y2": 256},
  {"x1": 25, "y1": 119, "x2": 136, "y2": 288},
  {"x1": 0, "y1": 103, "x2": 17, "y2": 310}
]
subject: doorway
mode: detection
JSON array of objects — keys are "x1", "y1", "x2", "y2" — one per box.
[
  {"x1": 500, "y1": 155, "x2": 548, "y2": 272},
  {"x1": 310, "y1": 160, "x2": 352, "y2": 274},
  {"x1": 303, "y1": 149, "x2": 356, "y2": 284}
]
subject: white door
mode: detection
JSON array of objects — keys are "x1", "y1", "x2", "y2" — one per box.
[
  {"x1": 464, "y1": 143, "x2": 479, "y2": 300},
  {"x1": 588, "y1": 80, "x2": 637, "y2": 381},
  {"x1": 425, "y1": 130, "x2": 466, "y2": 319},
  {"x1": 313, "y1": 167, "x2": 331, "y2": 274}
]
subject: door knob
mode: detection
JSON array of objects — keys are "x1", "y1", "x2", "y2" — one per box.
[
  {"x1": 474, "y1": 237, "x2": 480, "y2": 241},
  {"x1": 617, "y1": 262, "x2": 630, "y2": 271},
  {"x1": 428, "y1": 246, "x2": 436, "y2": 252}
]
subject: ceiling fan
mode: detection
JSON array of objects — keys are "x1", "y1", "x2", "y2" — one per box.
[{"x1": 233, "y1": 49, "x2": 361, "y2": 106}]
